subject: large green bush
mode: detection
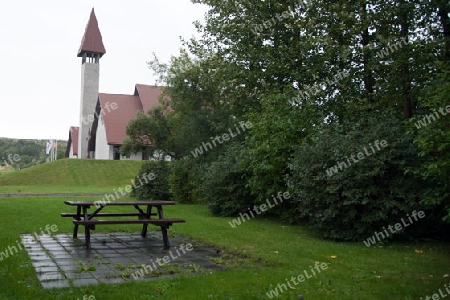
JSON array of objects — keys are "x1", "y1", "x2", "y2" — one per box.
[
  {"x1": 132, "y1": 160, "x2": 172, "y2": 200},
  {"x1": 407, "y1": 63, "x2": 450, "y2": 223},
  {"x1": 287, "y1": 110, "x2": 426, "y2": 241},
  {"x1": 201, "y1": 142, "x2": 253, "y2": 216},
  {"x1": 243, "y1": 94, "x2": 310, "y2": 221},
  {"x1": 168, "y1": 157, "x2": 203, "y2": 204}
]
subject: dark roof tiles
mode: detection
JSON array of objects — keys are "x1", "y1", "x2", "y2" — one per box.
[
  {"x1": 134, "y1": 84, "x2": 164, "y2": 114},
  {"x1": 77, "y1": 8, "x2": 106, "y2": 57},
  {"x1": 98, "y1": 93, "x2": 141, "y2": 145},
  {"x1": 70, "y1": 126, "x2": 79, "y2": 155},
  {"x1": 99, "y1": 84, "x2": 165, "y2": 145}
]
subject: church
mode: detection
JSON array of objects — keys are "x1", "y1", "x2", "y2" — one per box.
[{"x1": 65, "y1": 8, "x2": 164, "y2": 160}]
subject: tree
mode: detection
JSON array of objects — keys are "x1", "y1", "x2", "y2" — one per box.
[
  {"x1": 121, "y1": 106, "x2": 173, "y2": 159},
  {"x1": 408, "y1": 65, "x2": 450, "y2": 223},
  {"x1": 123, "y1": 0, "x2": 450, "y2": 238}
]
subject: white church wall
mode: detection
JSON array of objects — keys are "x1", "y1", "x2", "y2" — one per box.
[
  {"x1": 68, "y1": 145, "x2": 78, "y2": 158},
  {"x1": 120, "y1": 152, "x2": 142, "y2": 160},
  {"x1": 95, "y1": 114, "x2": 113, "y2": 160}
]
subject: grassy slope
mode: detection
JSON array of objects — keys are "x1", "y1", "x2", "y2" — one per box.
[
  {"x1": 0, "y1": 165, "x2": 15, "y2": 174},
  {"x1": 0, "y1": 159, "x2": 143, "y2": 193}
]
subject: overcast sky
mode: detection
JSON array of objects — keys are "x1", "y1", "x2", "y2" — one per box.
[{"x1": 0, "y1": 0, "x2": 208, "y2": 140}]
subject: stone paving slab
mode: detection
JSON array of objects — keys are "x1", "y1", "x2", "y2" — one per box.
[{"x1": 21, "y1": 232, "x2": 228, "y2": 289}]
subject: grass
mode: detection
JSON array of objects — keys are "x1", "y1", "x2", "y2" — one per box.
[
  {"x1": 0, "y1": 197, "x2": 448, "y2": 299},
  {"x1": 0, "y1": 165, "x2": 16, "y2": 175},
  {"x1": 0, "y1": 185, "x2": 134, "y2": 194},
  {"x1": 0, "y1": 160, "x2": 448, "y2": 299},
  {"x1": 0, "y1": 159, "x2": 143, "y2": 194}
]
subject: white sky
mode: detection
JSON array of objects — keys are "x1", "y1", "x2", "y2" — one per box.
[{"x1": 0, "y1": 0, "x2": 208, "y2": 140}]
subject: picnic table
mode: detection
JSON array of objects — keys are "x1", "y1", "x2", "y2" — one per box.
[{"x1": 61, "y1": 200, "x2": 185, "y2": 249}]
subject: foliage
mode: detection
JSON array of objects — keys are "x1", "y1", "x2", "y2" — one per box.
[
  {"x1": 201, "y1": 142, "x2": 253, "y2": 217},
  {"x1": 287, "y1": 109, "x2": 426, "y2": 241},
  {"x1": 168, "y1": 157, "x2": 203, "y2": 204},
  {"x1": 118, "y1": 0, "x2": 450, "y2": 240},
  {"x1": 121, "y1": 106, "x2": 173, "y2": 159},
  {"x1": 0, "y1": 138, "x2": 67, "y2": 172},
  {"x1": 243, "y1": 93, "x2": 314, "y2": 220},
  {"x1": 148, "y1": 51, "x2": 242, "y2": 159},
  {"x1": 407, "y1": 63, "x2": 450, "y2": 222},
  {"x1": 132, "y1": 160, "x2": 172, "y2": 200}
]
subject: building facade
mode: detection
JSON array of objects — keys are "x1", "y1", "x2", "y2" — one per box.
[{"x1": 66, "y1": 8, "x2": 166, "y2": 160}]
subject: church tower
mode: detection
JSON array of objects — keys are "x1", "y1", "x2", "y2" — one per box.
[{"x1": 77, "y1": 8, "x2": 106, "y2": 158}]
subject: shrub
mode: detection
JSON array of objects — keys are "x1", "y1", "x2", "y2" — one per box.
[
  {"x1": 132, "y1": 160, "x2": 172, "y2": 200},
  {"x1": 168, "y1": 157, "x2": 203, "y2": 204},
  {"x1": 287, "y1": 110, "x2": 425, "y2": 241},
  {"x1": 407, "y1": 64, "x2": 450, "y2": 223},
  {"x1": 201, "y1": 142, "x2": 253, "y2": 216}
]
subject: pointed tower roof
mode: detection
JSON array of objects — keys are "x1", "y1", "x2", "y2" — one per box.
[{"x1": 77, "y1": 8, "x2": 106, "y2": 57}]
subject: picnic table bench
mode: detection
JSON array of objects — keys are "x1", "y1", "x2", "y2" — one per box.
[{"x1": 62, "y1": 200, "x2": 185, "y2": 249}]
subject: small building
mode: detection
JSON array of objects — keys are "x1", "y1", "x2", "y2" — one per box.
[
  {"x1": 65, "y1": 126, "x2": 79, "y2": 158},
  {"x1": 88, "y1": 84, "x2": 164, "y2": 160}
]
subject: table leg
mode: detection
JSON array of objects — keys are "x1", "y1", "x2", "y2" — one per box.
[
  {"x1": 157, "y1": 206, "x2": 164, "y2": 219},
  {"x1": 156, "y1": 206, "x2": 170, "y2": 248},
  {"x1": 85, "y1": 224, "x2": 91, "y2": 250},
  {"x1": 73, "y1": 205, "x2": 81, "y2": 239},
  {"x1": 161, "y1": 225, "x2": 170, "y2": 249},
  {"x1": 141, "y1": 205, "x2": 153, "y2": 237},
  {"x1": 83, "y1": 206, "x2": 91, "y2": 249}
]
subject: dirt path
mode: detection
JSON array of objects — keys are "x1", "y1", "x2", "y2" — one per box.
[{"x1": 0, "y1": 193, "x2": 107, "y2": 198}]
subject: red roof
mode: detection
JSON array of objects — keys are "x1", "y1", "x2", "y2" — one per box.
[
  {"x1": 77, "y1": 8, "x2": 106, "y2": 57},
  {"x1": 98, "y1": 93, "x2": 142, "y2": 145},
  {"x1": 98, "y1": 85, "x2": 165, "y2": 145},
  {"x1": 70, "y1": 126, "x2": 79, "y2": 155},
  {"x1": 134, "y1": 84, "x2": 164, "y2": 113}
]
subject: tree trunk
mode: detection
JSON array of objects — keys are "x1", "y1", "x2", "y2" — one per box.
[
  {"x1": 399, "y1": 0, "x2": 412, "y2": 118},
  {"x1": 437, "y1": 1, "x2": 450, "y2": 59},
  {"x1": 361, "y1": 2, "x2": 374, "y2": 103}
]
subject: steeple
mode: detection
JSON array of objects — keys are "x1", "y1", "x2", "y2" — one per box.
[
  {"x1": 77, "y1": 8, "x2": 106, "y2": 64},
  {"x1": 78, "y1": 8, "x2": 105, "y2": 158}
]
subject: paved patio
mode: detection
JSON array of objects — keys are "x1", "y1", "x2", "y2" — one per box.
[{"x1": 21, "y1": 232, "x2": 226, "y2": 289}]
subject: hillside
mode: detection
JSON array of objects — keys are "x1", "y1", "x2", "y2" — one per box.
[
  {"x1": 0, "y1": 137, "x2": 67, "y2": 171},
  {"x1": 0, "y1": 159, "x2": 144, "y2": 193}
]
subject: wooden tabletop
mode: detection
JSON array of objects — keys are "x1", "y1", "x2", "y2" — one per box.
[{"x1": 64, "y1": 201, "x2": 176, "y2": 206}]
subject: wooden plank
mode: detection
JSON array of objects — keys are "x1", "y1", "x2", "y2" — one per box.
[
  {"x1": 64, "y1": 200, "x2": 176, "y2": 206},
  {"x1": 61, "y1": 213, "x2": 156, "y2": 217},
  {"x1": 73, "y1": 218, "x2": 186, "y2": 225}
]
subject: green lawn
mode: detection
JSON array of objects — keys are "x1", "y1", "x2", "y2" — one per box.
[
  {"x1": 0, "y1": 185, "x2": 131, "y2": 194},
  {"x1": 0, "y1": 159, "x2": 143, "y2": 192},
  {"x1": 0, "y1": 159, "x2": 143, "y2": 194},
  {"x1": 0, "y1": 164, "x2": 16, "y2": 175},
  {"x1": 0, "y1": 196, "x2": 448, "y2": 299},
  {"x1": 0, "y1": 160, "x2": 448, "y2": 299}
]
